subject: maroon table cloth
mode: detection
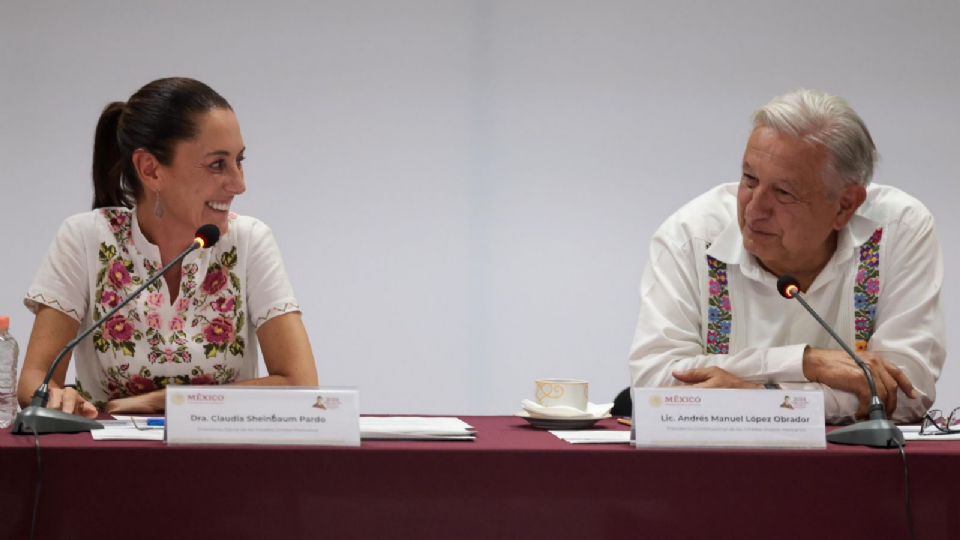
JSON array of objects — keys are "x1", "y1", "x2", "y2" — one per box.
[{"x1": 1, "y1": 416, "x2": 958, "y2": 540}]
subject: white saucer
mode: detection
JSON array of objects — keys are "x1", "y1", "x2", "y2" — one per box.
[
  {"x1": 515, "y1": 410, "x2": 611, "y2": 430},
  {"x1": 520, "y1": 399, "x2": 614, "y2": 420}
]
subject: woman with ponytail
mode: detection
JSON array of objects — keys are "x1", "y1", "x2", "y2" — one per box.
[{"x1": 18, "y1": 77, "x2": 318, "y2": 416}]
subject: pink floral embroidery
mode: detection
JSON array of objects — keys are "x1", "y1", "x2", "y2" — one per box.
[
  {"x1": 103, "y1": 361, "x2": 239, "y2": 401},
  {"x1": 854, "y1": 228, "x2": 882, "y2": 351},
  {"x1": 709, "y1": 280, "x2": 722, "y2": 296},
  {"x1": 181, "y1": 263, "x2": 199, "y2": 298},
  {"x1": 705, "y1": 253, "x2": 731, "y2": 354},
  {"x1": 146, "y1": 312, "x2": 163, "y2": 331},
  {"x1": 202, "y1": 270, "x2": 228, "y2": 295},
  {"x1": 190, "y1": 373, "x2": 217, "y2": 385},
  {"x1": 125, "y1": 374, "x2": 157, "y2": 395},
  {"x1": 212, "y1": 296, "x2": 236, "y2": 313},
  {"x1": 169, "y1": 316, "x2": 185, "y2": 332},
  {"x1": 204, "y1": 317, "x2": 235, "y2": 345},
  {"x1": 175, "y1": 297, "x2": 190, "y2": 313},
  {"x1": 108, "y1": 261, "x2": 132, "y2": 289},
  {"x1": 191, "y1": 247, "x2": 246, "y2": 360},
  {"x1": 147, "y1": 292, "x2": 164, "y2": 308},
  {"x1": 101, "y1": 290, "x2": 121, "y2": 308},
  {"x1": 108, "y1": 213, "x2": 129, "y2": 233},
  {"x1": 105, "y1": 315, "x2": 135, "y2": 342}
]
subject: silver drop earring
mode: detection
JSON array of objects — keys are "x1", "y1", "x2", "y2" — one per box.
[{"x1": 154, "y1": 189, "x2": 164, "y2": 219}]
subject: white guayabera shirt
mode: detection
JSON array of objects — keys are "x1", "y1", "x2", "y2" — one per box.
[
  {"x1": 629, "y1": 183, "x2": 945, "y2": 424},
  {"x1": 26, "y1": 207, "x2": 300, "y2": 407}
]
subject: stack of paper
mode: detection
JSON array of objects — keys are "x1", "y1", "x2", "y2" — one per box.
[
  {"x1": 90, "y1": 417, "x2": 165, "y2": 441},
  {"x1": 550, "y1": 430, "x2": 631, "y2": 444},
  {"x1": 360, "y1": 416, "x2": 476, "y2": 441},
  {"x1": 91, "y1": 416, "x2": 478, "y2": 442},
  {"x1": 899, "y1": 425, "x2": 960, "y2": 441}
]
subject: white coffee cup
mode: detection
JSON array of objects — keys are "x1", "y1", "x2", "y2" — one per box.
[{"x1": 534, "y1": 379, "x2": 589, "y2": 411}]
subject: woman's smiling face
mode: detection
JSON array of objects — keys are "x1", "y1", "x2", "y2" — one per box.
[{"x1": 156, "y1": 107, "x2": 246, "y2": 237}]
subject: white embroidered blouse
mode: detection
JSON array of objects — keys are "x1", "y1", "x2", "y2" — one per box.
[{"x1": 25, "y1": 207, "x2": 300, "y2": 406}]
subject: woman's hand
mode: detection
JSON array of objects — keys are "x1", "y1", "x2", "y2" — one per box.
[{"x1": 47, "y1": 386, "x2": 98, "y2": 418}]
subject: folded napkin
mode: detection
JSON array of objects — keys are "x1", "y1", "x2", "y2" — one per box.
[{"x1": 521, "y1": 399, "x2": 613, "y2": 420}]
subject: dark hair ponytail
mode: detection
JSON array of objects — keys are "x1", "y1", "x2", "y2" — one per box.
[
  {"x1": 91, "y1": 77, "x2": 232, "y2": 209},
  {"x1": 92, "y1": 102, "x2": 130, "y2": 208}
]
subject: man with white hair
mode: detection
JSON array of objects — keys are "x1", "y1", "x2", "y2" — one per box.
[{"x1": 628, "y1": 89, "x2": 945, "y2": 424}]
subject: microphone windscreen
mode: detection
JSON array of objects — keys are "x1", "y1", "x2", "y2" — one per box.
[
  {"x1": 776, "y1": 275, "x2": 800, "y2": 299},
  {"x1": 195, "y1": 224, "x2": 221, "y2": 248}
]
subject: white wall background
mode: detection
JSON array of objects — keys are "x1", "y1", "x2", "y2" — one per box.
[{"x1": 1, "y1": 0, "x2": 957, "y2": 414}]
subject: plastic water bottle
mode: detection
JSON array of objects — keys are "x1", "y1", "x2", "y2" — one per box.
[{"x1": 0, "y1": 316, "x2": 20, "y2": 429}]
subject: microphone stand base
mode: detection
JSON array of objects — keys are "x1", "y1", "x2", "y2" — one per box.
[
  {"x1": 12, "y1": 406, "x2": 104, "y2": 435},
  {"x1": 827, "y1": 418, "x2": 905, "y2": 448}
]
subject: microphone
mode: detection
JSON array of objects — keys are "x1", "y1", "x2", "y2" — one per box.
[
  {"x1": 776, "y1": 275, "x2": 904, "y2": 448},
  {"x1": 13, "y1": 224, "x2": 221, "y2": 435}
]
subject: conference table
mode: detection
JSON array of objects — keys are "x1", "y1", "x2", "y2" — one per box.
[{"x1": 2, "y1": 416, "x2": 958, "y2": 540}]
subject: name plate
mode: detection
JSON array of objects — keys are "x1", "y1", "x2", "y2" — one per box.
[
  {"x1": 632, "y1": 388, "x2": 825, "y2": 449},
  {"x1": 165, "y1": 386, "x2": 360, "y2": 446}
]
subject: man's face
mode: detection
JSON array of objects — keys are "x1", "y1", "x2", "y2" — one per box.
[{"x1": 737, "y1": 127, "x2": 862, "y2": 279}]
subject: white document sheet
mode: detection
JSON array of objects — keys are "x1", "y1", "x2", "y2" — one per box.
[
  {"x1": 898, "y1": 425, "x2": 960, "y2": 441},
  {"x1": 90, "y1": 417, "x2": 165, "y2": 441},
  {"x1": 550, "y1": 430, "x2": 631, "y2": 444},
  {"x1": 360, "y1": 416, "x2": 476, "y2": 440}
]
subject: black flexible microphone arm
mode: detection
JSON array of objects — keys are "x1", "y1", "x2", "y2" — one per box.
[
  {"x1": 15, "y1": 224, "x2": 220, "y2": 436},
  {"x1": 31, "y1": 240, "x2": 203, "y2": 408},
  {"x1": 776, "y1": 275, "x2": 885, "y2": 420}
]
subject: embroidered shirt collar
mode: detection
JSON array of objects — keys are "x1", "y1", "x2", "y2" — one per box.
[
  {"x1": 129, "y1": 207, "x2": 210, "y2": 270},
  {"x1": 705, "y1": 208, "x2": 882, "y2": 288}
]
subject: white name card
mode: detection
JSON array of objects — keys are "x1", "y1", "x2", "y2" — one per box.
[
  {"x1": 165, "y1": 386, "x2": 360, "y2": 446},
  {"x1": 632, "y1": 388, "x2": 825, "y2": 449}
]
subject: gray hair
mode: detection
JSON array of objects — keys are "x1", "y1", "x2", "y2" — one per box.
[{"x1": 752, "y1": 89, "x2": 878, "y2": 187}]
